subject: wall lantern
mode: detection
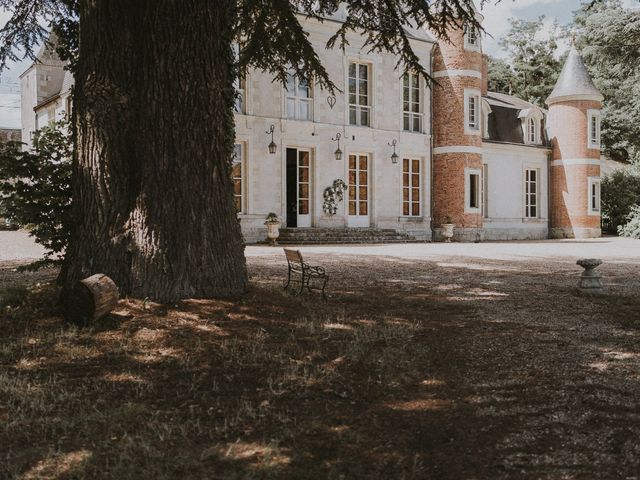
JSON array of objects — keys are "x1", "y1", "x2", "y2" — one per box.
[
  {"x1": 388, "y1": 139, "x2": 399, "y2": 164},
  {"x1": 266, "y1": 124, "x2": 277, "y2": 155},
  {"x1": 332, "y1": 132, "x2": 343, "y2": 161}
]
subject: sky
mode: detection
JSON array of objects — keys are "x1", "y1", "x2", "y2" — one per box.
[{"x1": 0, "y1": 1, "x2": 638, "y2": 129}]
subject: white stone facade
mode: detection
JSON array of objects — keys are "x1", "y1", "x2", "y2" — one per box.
[{"x1": 235, "y1": 16, "x2": 435, "y2": 242}]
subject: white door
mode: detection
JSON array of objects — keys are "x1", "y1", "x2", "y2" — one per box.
[
  {"x1": 347, "y1": 153, "x2": 370, "y2": 227},
  {"x1": 297, "y1": 150, "x2": 312, "y2": 228}
]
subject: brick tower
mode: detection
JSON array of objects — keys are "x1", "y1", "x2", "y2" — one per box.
[
  {"x1": 546, "y1": 46, "x2": 603, "y2": 238},
  {"x1": 431, "y1": 9, "x2": 484, "y2": 241}
]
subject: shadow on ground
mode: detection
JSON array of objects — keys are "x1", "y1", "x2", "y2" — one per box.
[{"x1": 1, "y1": 253, "x2": 640, "y2": 479}]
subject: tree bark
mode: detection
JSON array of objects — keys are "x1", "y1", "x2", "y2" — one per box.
[{"x1": 64, "y1": 0, "x2": 247, "y2": 302}]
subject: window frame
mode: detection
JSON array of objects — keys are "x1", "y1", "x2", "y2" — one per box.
[
  {"x1": 524, "y1": 168, "x2": 540, "y2": 219},
  {"x1": 285, "y1": 72, "x2": 314, "y2": 121},
  {"x1": 464, "y1": 167, "x2": 482, "y2": 214},
  {"x1": 348, "y1": 61, "x2": 372, "y2": 127},
  {"x1": 588, "y1": 176, "x2": 601, "y2": 215},
  {"x1": 587, "y1": 109, "x2": 601, "y2": 149},
  {"x1": 464, "y1": 22, "x2": 481, "y2": 52},
  {"x1": 464, "y1": 88, "x2": 481, "y2": 135},
  {"x1": 401, "y1": 157, "x2": 422, "y2": 217},
  {"x1": 402, "y1": 72, "x2": 423, "y2": 133},
  {"x1": 482, "y1": 100, "x2": 492, "y2": 139}
]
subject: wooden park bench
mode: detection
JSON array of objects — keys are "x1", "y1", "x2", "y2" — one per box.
[{"x1": 283, "y1": 248, "x2": 329, "y2": 300}]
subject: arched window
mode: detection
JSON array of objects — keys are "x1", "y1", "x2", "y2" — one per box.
[
  {"x1": 518, "y1": 108, "x2": 543, "y2": 145},
  {"x1": 528, "y1": 117, "x2": 536, "y2": 144}
]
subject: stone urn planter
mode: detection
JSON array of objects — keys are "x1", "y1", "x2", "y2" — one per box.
[
  {"x1": 264, "y1": 213, "x2": 281, "y2": 246},
  {"x1": 441, "y1": 218, "x2": 455, "y2": 243},
  {"x1": 577, "y1": 258, "x2": 603, "y2": 292}
]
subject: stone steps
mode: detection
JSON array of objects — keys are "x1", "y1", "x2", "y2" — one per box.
[{"x1": 276, "y1": 228, "x2": 419, "y2": 245}]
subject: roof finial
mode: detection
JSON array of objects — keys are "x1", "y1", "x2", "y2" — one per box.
[{"x1": 570, "y1": 32, "x2": 576, "y2": 47}]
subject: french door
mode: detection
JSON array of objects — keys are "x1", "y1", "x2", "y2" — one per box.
[
  {"x1": 285, "y1": 148, "x2": 312, "y2": 228},
  {"x1": 347, "y1": 153, "x2": 370, "y2": 227}
]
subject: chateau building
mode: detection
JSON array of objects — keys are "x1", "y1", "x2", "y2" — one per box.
[{"x1": 21, "y1": 9, "x2": 609, "y2": 242}]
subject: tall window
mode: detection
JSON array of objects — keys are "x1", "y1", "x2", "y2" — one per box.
[
  {"x1": 465, "y1": 90, "x2": 480, "y2": 133},
  {"x1": 403, "y1": 72, "x2": 422, "y2": 133},
  {"x1": 402, "y1": 158, "x2": 421, "y2": 216},
  {"x1": 589, "y1": 177, "x2": 601, "y2": 214},
  {"x1": 469, "y1": 173, "x2": 480, "y2": 209},
  {"x1": 234, "y1": 76, "x2": 246, "y2": 114},
  {"x1": 525, "y1": 168, "x2": 539, "y2": 218},
  {"x1": 348, "y1": 62, "x2": 371, "y2": 127},
  {"x1": 286, "y1": 73, "x2": 313, "y2": 121},
  {"x1": 232, "y1": 143, "x2": 244, "y2": 213},
  {"x1": 588, "y1": 110, "x2": 601, "y2": 148}
]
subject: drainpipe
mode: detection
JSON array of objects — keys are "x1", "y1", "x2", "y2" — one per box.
[{"x1": 429, "y1": 46, "x2": 435, "y2": 242}]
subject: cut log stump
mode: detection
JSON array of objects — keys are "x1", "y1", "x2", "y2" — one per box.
[{"x1": 62, "y1": 274, "x2": 119, "y2": 326}]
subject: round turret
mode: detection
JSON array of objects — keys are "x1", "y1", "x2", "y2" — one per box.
[
  {"x1": 431, "y1": 10, "x2": 484, "y2": 241},
  {"x1": 546, "y1": 46, "x2": 603, "y2": 239}
]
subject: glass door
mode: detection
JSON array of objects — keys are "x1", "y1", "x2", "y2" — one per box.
[
  {"x1": 286, "y1": 148, "x2": 312, "y2": 228},
  {"x1": 347, "y1": 154, "x2": 370, "y2": 227}
]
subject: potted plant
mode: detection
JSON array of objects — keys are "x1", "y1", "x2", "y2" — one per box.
[
  {"x1": 441, "y1": 215, "x2": 455, "y2": 242},
  {"x1": 264, "y1": 212, "x2": 281, "y2": 245}
]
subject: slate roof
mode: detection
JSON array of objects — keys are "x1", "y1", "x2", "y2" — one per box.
[
  {"x1": 484, "y1": 92, "x2": 550, "y2": 147},
  {"x1": 546, "y1": 46, "x2": 603, "y2": 104}
]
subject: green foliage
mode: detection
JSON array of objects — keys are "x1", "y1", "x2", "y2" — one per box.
[
  {"x1": 0, "y1": 121, "x2": 73, "y2": 268},
  {"x1": 497, "y1": 16, "x2": 561, "y2": 106},
  {"x1": 618, "y1": 205, "x2": 640, "y2": 239},
  {"x1": 573, "y1": 0, "x2": 640, "y2": 165},
  {"x1": 601, "y1": 170, "x2": 640, "y2": 234},
  {"x1": 487, "y1": 56, "x2": 515, "y2": 95}
]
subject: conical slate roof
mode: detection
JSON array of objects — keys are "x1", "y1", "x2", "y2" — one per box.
[{"x1": 546, "y1": 46, "x2": 603, "y2": 105}]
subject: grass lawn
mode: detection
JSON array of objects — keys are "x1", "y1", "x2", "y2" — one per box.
[{"x1": 1, "y1": 245, "x2": 640, "y2": 479}]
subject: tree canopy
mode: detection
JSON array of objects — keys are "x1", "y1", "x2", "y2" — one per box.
[
  {"x1": 1, "y1": 0, "x2": 483, "y2": 85},
  {"x1": 495, "y1": 16, "x2": 561, "y2": 106},
  {"x1": 573, "y1": 0, "x2": 640, "y2": 164}
]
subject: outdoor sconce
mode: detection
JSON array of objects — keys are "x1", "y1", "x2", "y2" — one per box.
[
  {"x1": 388, "y1": 139, "x2": 399, "y2": 164},
  {"x1": 266, "y1": 124, "x2": 277, "y2": 155},
  {"x1": 332, "y1": 132, "x2": 343, "y2": 161}
]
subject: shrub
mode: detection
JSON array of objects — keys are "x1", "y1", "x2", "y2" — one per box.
[
  {"x1": 0, "y1": 120, "x2": 73, "y2": 269},
  {"x1": 618, "y1": 205, "x2": 640, "y2": 239},
  {"x1": 601, "y1": 170, "x2": 640, "y2": 234}
]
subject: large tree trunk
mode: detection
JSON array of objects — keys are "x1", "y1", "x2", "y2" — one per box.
[{"x1": 63, "y1": 0, "x2": 247, "y2": 302}]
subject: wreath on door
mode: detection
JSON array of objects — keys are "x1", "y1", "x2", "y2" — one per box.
[{"x1": 322, "y1": 179, "x2": 348, "y2": 216}]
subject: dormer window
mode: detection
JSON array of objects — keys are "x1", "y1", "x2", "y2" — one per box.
[
  {"x1": 464, "y1": 23, "x2": 481, "y2": 51},
  {"x1": 588, "y1": 109, "x2": 601, "y2": 149},
  {"x1": 518, "y1": 108, "x2": 543, "y2": 145},
  {"x1": 527, "y1": 117, "x2": 537, "y2": 143}
]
